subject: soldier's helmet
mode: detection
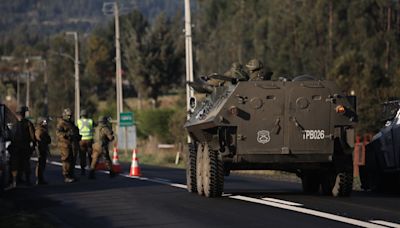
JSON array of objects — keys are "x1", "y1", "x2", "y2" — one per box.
[
  {"x1": 245, "y1": 59, "x2": 264, "y2": 72},
  {"x1": 80, "y1": 109, "x2": 87, "y2": 118},
  {"x1": 224, "y1": 62, "x2": 249, "y2": 81},
  {"x1": 62, "y1": 108, "x2": 72, "y2": 120},
  {"x1": 98, "y1": 116, "x2": 111, "y2": 123},
  {"x1": 16, "y1": 106, "x2": 29, "y2": 115}
]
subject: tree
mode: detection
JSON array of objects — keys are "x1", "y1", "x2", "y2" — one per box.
[{"x1": 122, "y1": 11, "x2": 184, "y2": 107}]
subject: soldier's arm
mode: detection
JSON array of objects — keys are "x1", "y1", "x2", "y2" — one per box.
[{"x1": 104, "y1": 127, "x2": 115, "y2": 141}]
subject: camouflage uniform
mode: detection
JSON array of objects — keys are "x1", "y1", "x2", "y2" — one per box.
[
  {"x1": 224, "y1": 62, "x2": 249, "y2": 81},
  {"x1": 11, "y1": 106, "x2": 36, "y2": 186},
  {"x1": 35, "y1": 118, "x2": 51, "y2": 185},
  {"x1": 245, "y1": 59, "x2": 270, "y2": 81},
  {"x1": 89, "y1": 116, "x2": 115, "y2": 179},
  {"x1": 56, "y1": 108, "x2": 80, "y2": 183}
]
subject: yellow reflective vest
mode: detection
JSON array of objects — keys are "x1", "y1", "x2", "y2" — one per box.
[{"x1": 77, "y1": 118, "x2": 94, "y2": 140}]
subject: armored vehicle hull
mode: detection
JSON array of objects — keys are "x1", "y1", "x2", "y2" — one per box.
[{"x1": 185, "y1": 78, "x2": 357, "y2": 197}]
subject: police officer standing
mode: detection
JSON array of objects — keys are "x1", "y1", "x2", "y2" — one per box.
[
  {"x1": 56, "y1": 108, "x2": 80, "y2": 183},
  {"x1": 89, "y1": 116, "x2": 115, "y2": 179},
  {"x1": 35, "y1": 117, "x2": 51, "y2": 185},
  {"x1": 77, "y1": 109, "x2": 93, "y2": 175},
  {"x1": 12, "y1": 106, "x2": 36, "y2": 186}
]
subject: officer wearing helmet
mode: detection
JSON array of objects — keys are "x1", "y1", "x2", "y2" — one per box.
[
  {"x1": 245, "y1": 59, "x2": 271, "y2": 81},
  {"x1": 35, "y1": 117, "x2": 51, "y2": 185},
  {"x1": 10, "y1": 106, "x2": 36, "y2": 187},
  {"x1": 224, "y1": 62, "x2": 249, "y2": 82},
  {"x1": 56, "y1": 108, "x2": 81, "y2": 183},
  {"x1": 77, "y1": 109, "x2": 94, "y2": 175},
  {"x1": 89, "y1": 116, "x2": 115, "y2": 179}
]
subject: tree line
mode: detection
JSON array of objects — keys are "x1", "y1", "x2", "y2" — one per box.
[{"x1": 1, "y1": 0, "x2": 400, "y2": 134}]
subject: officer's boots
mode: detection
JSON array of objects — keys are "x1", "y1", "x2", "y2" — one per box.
[
  {"x1": 109, "y1": 170, "x2": 116, "y2": 178},
  {"x1": 88, "y1": 169, "x2": 95, "y2": 179}
]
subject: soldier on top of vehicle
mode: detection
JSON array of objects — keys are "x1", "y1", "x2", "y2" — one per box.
[
  {"x1": 245, "y1": 59, "x2": 272, "y2": 81},
  {"x1": 223, "y1": 62, "x2": 249, "y2": 81}
]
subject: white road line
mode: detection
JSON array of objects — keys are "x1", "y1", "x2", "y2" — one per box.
[
  {"x1": 153, "y1": 178, "x2": 171, "y2": 183},
  {"x1": 169, "y1": 183, "x2": 187, "y2": 189},
  {"x1": 229, "y1": 195, "x2": 388, "y2": 228},
  {"x1": 44, "y1": 161, "x2": 394, "y2": 227},
  {"x1": 261, "y1": 197, "x2": 303, "y2": 206},
  {"x1": 370, "y1": 220, "x2": 400, "y2": 228}
]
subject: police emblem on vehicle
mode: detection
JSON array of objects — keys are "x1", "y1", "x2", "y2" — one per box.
[{"x1": 257, "y1": 130, "x2": 271, "y2": 144}]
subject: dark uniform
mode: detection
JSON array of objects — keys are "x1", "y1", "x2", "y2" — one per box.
[
  {"x1": 56, "y1": 108, "x2": 80, "y2": 183},
  {"x1": 245, "y1": 59, "x2": 270, "y2": 81},
  {"x1": 89, "y1": 116, "x2": 115, "y2": 179},
  {"x1": 10, "y1": 106, "x2": 36, "y2": 186},
  {"x1": 35, "y1": 118, "x2": 51, "y2": 185},
  {"x1": 77, "y1": 110, "x2": 94, "y2": 175}
]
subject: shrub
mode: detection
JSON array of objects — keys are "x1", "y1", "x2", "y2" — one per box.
[{"x1": 136, "y1": 109, "x2": 175, "y2": 143}]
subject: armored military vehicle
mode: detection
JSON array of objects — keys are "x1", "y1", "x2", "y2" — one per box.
[
  {"x1": 185, "y1": 76, "x2": 357, "y2": 197},
  {"x1": 359, "y1": 100, "x2": 400, "y2": 192},
  {"x1": 0, "y1": 104, "x2": 17, "y2": 192}
]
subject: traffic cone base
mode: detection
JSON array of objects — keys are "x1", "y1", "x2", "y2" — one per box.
[
  {"x1": 112, "y1": 147, "x2": 122, "y2": 173},
  {"x1": 129, "y1": 149, "x2": 141, "y2": 176}
]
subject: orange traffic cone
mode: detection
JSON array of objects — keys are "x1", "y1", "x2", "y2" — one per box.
[
  {"x1": 129, "y1": 149, "x2": 141, "y2": 176},
  {"x1": 112, "y1": 147, "x2": 122, "y2": 173}
]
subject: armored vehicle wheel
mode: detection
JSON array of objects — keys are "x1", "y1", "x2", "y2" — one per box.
[
  {"x1": 196, "y1": 143, "x2": 205, "y2": 195},
  {"x1": 186, "y1": 142, "x2": 197, "y2": 193},
  {"x1": 321, "y1": 170, "x2": 353, "y2": 197},
  {"x1": 202, "y1": 143, "x2": 224, "y2": 197},
  {"x1": 301, "y1": 172, "x2": 320, "y2": 194}
]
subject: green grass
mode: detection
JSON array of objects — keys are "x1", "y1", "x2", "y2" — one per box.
[{"x1": 118, "y1": 150, "x2": 186, "y2": 169}]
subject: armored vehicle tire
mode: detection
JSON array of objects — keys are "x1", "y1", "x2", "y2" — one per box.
[
  {"x1": 301, "y1": 172, "x2": 320, "y2": 194},
  {"x1": 201, "y1": 143, "x2": 224, "y2": 197},
  {"x1": 186, "y1": 142, "x2": 197, "y2": 193},
  {"x1": 321, "y1": 171, "x2": 353, "y2": 197},
  {"x1": 196, "y1": 144, "x2": 204, "y2": 195}
]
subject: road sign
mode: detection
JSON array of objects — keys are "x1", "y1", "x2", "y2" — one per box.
[
  {"x1": 119, "y1": 112, "x2": 134, "y2": 126},
  {"x1": 117, "y1": 125, "x2": 137, "y2": 150}
]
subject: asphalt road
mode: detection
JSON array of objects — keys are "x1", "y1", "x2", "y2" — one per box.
[{"x1": 1, "y1": 159, "x2": 400, "y2": 228}]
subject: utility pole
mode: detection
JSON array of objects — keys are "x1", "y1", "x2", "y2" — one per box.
[
  {"x1": 65, "y1": 31, "x2": 80, "y2": 123},
  {"x1": 17, "y1": 70, "x2": 20, "y2": 107},
  {"x1": 185, "y1": 0, "x2": 194, "y2": 143},
  {"x1": 114, "y1": 0, "x2": 123, "y2": 126},
  {"x1": 42, "y1": 60, "x2": 48, "y2": 117},
  {"x1": 25, "y1": 58, "x2": 30, "y2": 116},
  {"x1": 102, "y1": 0, "x2": 129, "y2": 128}
]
